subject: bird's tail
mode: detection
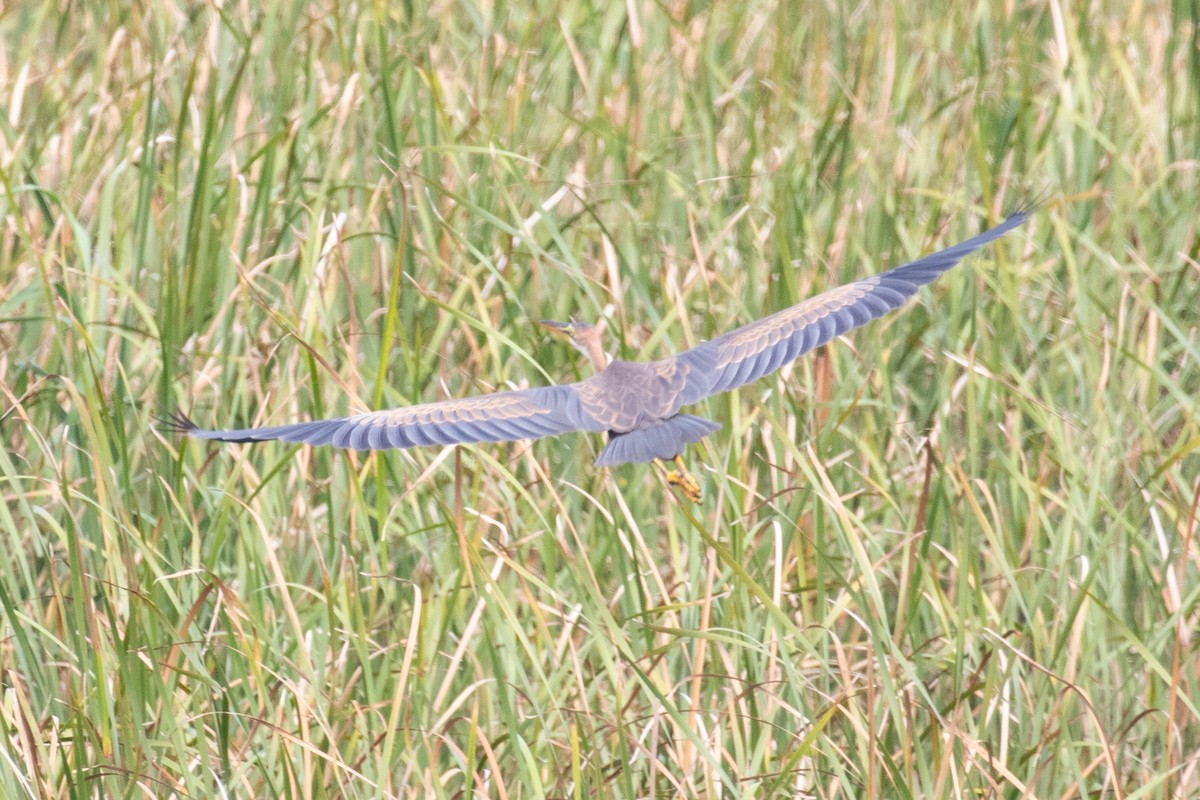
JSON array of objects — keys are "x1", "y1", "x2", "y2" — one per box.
[{"x1": 594, "y1": 415, "x2": 721, "y2": 467}]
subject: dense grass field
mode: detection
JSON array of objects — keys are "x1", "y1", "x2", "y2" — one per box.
[{"x1": 2, "y1": 1, "x2": 1198, "y2": 797}]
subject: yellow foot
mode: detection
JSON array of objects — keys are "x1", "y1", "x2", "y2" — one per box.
[{"x1": 663, "y1": 455, "x2": 702, "y2": 503}]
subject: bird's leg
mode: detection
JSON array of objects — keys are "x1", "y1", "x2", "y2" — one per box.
[{"x1": 658, "y1": 455, "x2": 702, "y2": 503}]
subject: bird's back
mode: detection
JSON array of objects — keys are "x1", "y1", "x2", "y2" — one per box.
[{"x1": 573, "y1": 359, "x2": 694, "y2": 433}]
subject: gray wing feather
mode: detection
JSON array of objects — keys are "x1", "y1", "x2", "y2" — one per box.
[
  {"x1": 676, "y1": 210, "x2": 1029, "y2": 402},
  {"x1": 179, "y1": 384, "x2": 593, "y2": 452}
]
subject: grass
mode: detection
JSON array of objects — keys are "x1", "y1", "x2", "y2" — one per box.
[{"x1": 1, "y1": 0, "x2": 1198, "y2": 797}]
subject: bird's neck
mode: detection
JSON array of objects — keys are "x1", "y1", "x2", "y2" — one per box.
[{"x1": 585, "y1": 340, "x2": 609, "y2": 373}]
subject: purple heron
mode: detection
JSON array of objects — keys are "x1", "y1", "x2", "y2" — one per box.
[{"x1": 168, "y1": 208, "x2": 1029, "y2": 502}]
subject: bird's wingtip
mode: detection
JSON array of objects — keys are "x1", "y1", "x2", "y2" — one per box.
[
  {"x1": 1006, "y1": 186, "x2": 1053, "y2": 221},
  {"x1": 155, "y1": 406, "x2": 199, "y2": 436}
]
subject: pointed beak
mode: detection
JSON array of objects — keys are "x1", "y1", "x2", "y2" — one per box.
[{"x1": 538, "y1": 320, "x2": 571, "y2": 335}]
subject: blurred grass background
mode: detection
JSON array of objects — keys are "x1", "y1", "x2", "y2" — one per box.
[{"x1": 2, "y1": 0, "x2": 1198, "y2": 797}]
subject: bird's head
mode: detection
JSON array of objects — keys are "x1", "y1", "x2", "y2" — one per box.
[{"x1": 538, "y1": 319, "x2": 607, "y2": 371}]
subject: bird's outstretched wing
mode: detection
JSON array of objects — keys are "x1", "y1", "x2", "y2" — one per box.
[
  {"x1": 165, "y1": 384, "x2": 602, "y2": 452},
  {"x1": 673, "y1": 210, "x2": 1030, "y2": 404}
]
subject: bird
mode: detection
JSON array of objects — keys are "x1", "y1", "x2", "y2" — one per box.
[{"x1": 167, "y1": 207, "x2": 1030, "y2": 502}]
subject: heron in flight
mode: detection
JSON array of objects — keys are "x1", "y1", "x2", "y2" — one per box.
[{"x1": 169, "y1": 209, "x2": 1029, "y2": 502}]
